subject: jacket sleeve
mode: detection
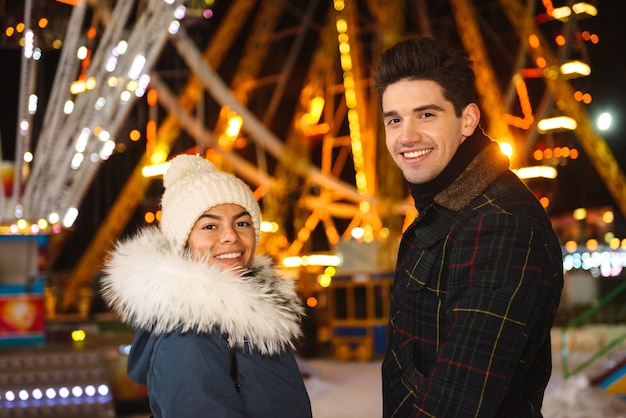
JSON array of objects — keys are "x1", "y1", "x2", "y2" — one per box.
[
  {"x1": 416, "y1": 212, "x2": 560, "y2": 416},
  {"x1": 147, "y1": 332, "x2": 246, "y2": 418}
]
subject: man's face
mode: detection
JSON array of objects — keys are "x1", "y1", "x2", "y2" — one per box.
[
  {"x1": 187, "y1": 204, "x2": 256, "y2": 271},
  {"x1": 381, "y1": 79, "x2": 479, "y2": 184}
]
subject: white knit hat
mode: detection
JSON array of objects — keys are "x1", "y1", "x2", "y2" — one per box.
[{"x1": 159, "y1": 154, "x2": 261, "y2": 250}]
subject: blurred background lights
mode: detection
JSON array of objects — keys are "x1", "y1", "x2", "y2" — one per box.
[
  {"x1": 71, "y1": 329, "x2": 86, "y2": 342},
  {"x1": 498, "y1": 141, "x2": 513, "y2": 158},
  {"x1": 573, "y1": 208, "x2": 587, "y2": 220},
  {"x1": 596, "y1": 112, "x2": 612, "y2": 131}
]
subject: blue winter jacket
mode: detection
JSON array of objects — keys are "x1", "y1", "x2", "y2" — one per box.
[{"x1": 101, "y1": 227, "x2": 312, "y2": 418}]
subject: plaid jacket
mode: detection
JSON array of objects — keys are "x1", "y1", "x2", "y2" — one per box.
[{"x1": 382, "y1": 140, "x2": 563, "y2": 418}]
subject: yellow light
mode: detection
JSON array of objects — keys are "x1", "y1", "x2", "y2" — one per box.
[
  {"x1": 282, "y1": 256, "x2": 302, "y2": 268},
  {"x1": 260, "y1": 221, "x2": 279, "y2": 233},
  {"x1": 513, "y1": 165, "x2": 558, "y2": 180},
  {"x1": 70, "y1": 80, "x2": 86, "y2": 95},
  {"x1": 333, "y1": 0, "x2": 345, "y2": 11},
  {"x1": 142, "y1": 162, "x2": 170, "y2": 178},
  {"x1": 552, "y1": 6, "x2": 572, "y2": 21},
  {"x1": 351, "y1": 227, "x2": 364, "y2": 239},
  {"x1": 324, "y1": 266, "x2": 336, "y2": 276},
  {"x1": 71, "y1": 329, "x2": 86, "y2": 342},
  {"x1": 226, "y1": 114, "x2": 242, "y2": 137},
  {"x1": 560, "y1": 60, "x2": 591, "y2": 78},
  {"x1": 335, "y1": 19, "x2": 347, "y2": 33},
  {"x1": 604, "y1": 232, "x2": 615, "y2": 243},
  {"x1": 602, "y1": 210, "x2": 614, "y2": 224},
  {"x1": 537, "y1": 116, "x2": 577, "y2": 133},
  {"x1": 498, "y1": 141, "x2": 514, "y2": 159},
  {"x1": 150, "y1": 148, "x2": 169, "y2": 165},
  {"x1": 572, "y1": 208, "x2": 587, "y2": 220},
  {"x1": 281, "y1": 254, "x2": 341, "y2": 268},
  {"x1": 17, "y1": 219, "x2": 28, "y2": 230},
  {"x1": 126, "y1": 80, "x2": 138, "y2": 92},
  {"x1": 308, "y1": 96, "x2": 324, "y2": 123},
  {"x1": 585, "y1": 239, "x2": 598, "y2": 251},
  {"x1": 572, "y1": 2, "x2": 597, "y2": 16},
  {"x1": 318, "y1": 274, "x2": 332, "y2": 288},
  {"x1": 85, "y1": 77, "x2": 97, "y2": 90}
]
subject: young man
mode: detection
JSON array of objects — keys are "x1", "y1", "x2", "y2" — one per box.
[{"x1": 374, "y1": 37, "x2": 563, "y2": 417}]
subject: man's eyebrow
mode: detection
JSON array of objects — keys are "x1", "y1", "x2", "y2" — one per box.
[
  {"x1": 382, "y1": 103, "x2": 445, "y2": 119},
  {"x1": 382, "y1": 110, "x2": 399, "y2": 119}
]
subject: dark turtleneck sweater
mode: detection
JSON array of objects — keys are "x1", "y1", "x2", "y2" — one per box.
[{"x1": 408, "y1": 129, "x2": 492, "y2": 210}]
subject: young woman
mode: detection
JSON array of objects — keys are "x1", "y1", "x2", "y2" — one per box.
[{"x1": 101, "y1": 154, "x2": 312, "y2": 418}]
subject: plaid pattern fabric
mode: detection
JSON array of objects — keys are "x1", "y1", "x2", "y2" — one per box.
[{"x1": 382, "y1": 169, "x2": 563, "y2": 418}]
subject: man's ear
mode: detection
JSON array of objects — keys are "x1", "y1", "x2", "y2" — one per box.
[{"x1": 461, "y1": 103, "x2": 480, "y2": 136}]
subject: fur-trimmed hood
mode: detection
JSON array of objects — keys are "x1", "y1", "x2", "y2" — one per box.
[{"x1": 100, "y1": 226, "x2": 304, "y2": 355}]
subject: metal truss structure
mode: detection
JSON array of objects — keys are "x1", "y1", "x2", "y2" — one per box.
[{"x1": 0, "y1": 0, "x2": 622, "y2": 310}]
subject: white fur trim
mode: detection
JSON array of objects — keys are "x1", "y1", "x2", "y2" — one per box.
[{"x1": 100, "y1": 227, "x2": 303, "y2": 355}]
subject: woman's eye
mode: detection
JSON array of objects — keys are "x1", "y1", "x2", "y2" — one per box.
[
  {"x1": 201, "y1": 224, "x2": 216, "y2": 230},
  {"x1": 236, "y1": 221, "x2": 251, "y2": 228}
]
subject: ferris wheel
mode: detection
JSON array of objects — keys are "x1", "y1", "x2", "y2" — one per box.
[{"x1": 1, "y1": 0, "x2": 621, "y2": 310}]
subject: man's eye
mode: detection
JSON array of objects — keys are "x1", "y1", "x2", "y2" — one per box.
[{"x1": 386, "y1": 117, "x2": 400, "y2": 126}]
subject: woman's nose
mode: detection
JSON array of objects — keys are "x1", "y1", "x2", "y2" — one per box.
[{"x1": 220, "y1": 226, "x2": 238, "y2": 243}]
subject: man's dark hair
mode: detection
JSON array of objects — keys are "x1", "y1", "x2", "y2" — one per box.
[{"x1": 373, "y1": 37, "x2": 476, "y2": 116}]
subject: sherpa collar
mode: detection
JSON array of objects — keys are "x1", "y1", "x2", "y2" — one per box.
[{"x1": 433, "y1": 140, "x2": 511, "y2": 212}]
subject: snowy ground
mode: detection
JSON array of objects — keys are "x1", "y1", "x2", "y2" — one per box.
[
  {"x1": 121, "y1": 351, "x2": 626, "y2": 418},
  {"x1": 303, "y1": 351, "x2": 626, "y2": 418},
  {"x1": 303, "y1": 324, "x2": 626, "y2": 418},
  {"x1": 121, "y1": 325, "x2": 626, "y2": 417}
]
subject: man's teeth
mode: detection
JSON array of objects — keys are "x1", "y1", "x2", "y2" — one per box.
[
  {"x1": 404, "y1": 149, "x2": 431, "y2": 158},
  {"x1": 216, "y1": 253, "x2": 242, "y2": 259}
]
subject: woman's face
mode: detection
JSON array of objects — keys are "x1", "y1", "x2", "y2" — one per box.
[{"x1": 187, "y1": 204, "x2": 256, "y2": 271}]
